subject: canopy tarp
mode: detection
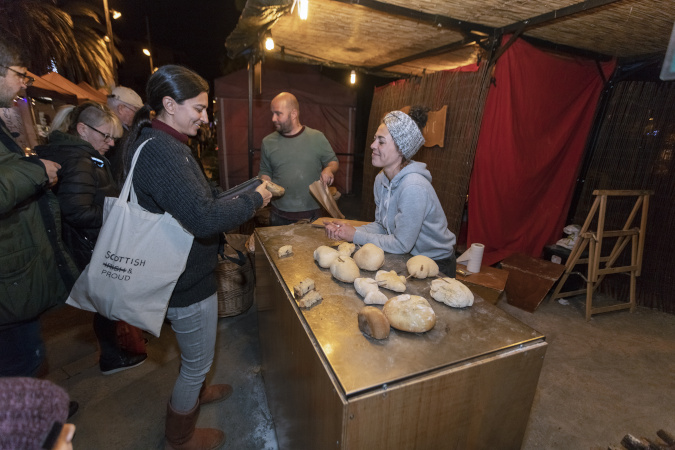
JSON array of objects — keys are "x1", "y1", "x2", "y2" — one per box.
[{"x1": 41, "y1": 72, "x2": 106, "y2": 103}]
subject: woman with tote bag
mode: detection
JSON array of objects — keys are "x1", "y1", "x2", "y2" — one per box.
[
  {"x1": 36, "y1": 102, "x2": 149, "y2": 375},
  {"x1": 117, "y1": 65, "x2": 271, "y2": 450}
]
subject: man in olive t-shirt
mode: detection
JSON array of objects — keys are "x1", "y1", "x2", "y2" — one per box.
[{"x1": 259, "y1": 92, "x2": 338, "y2": 226}]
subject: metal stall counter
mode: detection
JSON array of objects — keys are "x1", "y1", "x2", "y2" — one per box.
[{"x1": 254, "y1": 224, "x2": 546, "y2": 450}]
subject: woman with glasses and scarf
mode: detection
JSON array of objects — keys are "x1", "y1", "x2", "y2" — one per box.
[{"x1": 36, "y1": 101, "x2": 148, "y2": 375}]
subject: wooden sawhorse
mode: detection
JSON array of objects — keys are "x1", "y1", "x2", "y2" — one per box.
[{"x1": 550, "y1": 189, "x2": 653, "y2": 321}]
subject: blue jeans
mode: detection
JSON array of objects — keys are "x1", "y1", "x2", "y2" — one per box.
[
  {"x1": 0, "y1": 318, "x2": 45, "y2": 377},
  {"x1": 166, "y1": 293, "x2": 218, "y2": 412}
]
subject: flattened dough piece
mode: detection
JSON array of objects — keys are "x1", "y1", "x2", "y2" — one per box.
[
  {"x1": 364, "y1": 290, "x2": 388, "y2": 305},
  {"x1": 293, "y1": 278, "x2": 315, "y2": 298},
  {"x1": 430, "y1": 277, "x2": 474, "y2": 308},
  {"x1": 406, "y1": 255, "x2": 439, "y2": 279},
  {"x1": 330, "y1": 256, "x2": 360, "y2": 283},
  {"x1": 278, "y1": 245, "x2": 293, "y2": 258},
  {"x1": 358, "y1": 306, "x2": 390, "y2": 339},
  {"x1": 265, "y1": 180, "x2": 285, "y2": 197},
  {"x1": 375, "y1": 270, "x2": 407, "y2": 293},
  {"x1": 353, "y1": 243, "x2": 385, "y2": 271},
  {"x1": 354, "y1": 278, "x2": 388, "y2": 305},
  {"x1": 337, "y1": 242, "x2": 356, "y2": 257},
  {"x1": 314, "y1": 245, "x2": 340, "y2": 268},
  {"x1": 383, "y1": 294, "x2": 436, "y2": 333},
  {"x1": 297, "y1": 290, "x2": 322, "y2": 308}
]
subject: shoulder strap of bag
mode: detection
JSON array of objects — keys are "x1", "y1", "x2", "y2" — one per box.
[{"x1": 118, "y1": 138, "x2": 153, "y2": 205}]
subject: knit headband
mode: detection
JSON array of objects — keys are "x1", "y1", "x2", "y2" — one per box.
[{"x1": 383, "y1": 110, "x2": 425, "y2": 160}]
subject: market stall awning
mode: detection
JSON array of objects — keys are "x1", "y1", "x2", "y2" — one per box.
[{"x1": 226, "y1": 0, "x2": 675, "y2": 77}]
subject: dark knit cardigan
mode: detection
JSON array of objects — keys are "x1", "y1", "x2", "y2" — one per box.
[{"x1": 128, "y1": 125, "x2": 263, "y2": 308}]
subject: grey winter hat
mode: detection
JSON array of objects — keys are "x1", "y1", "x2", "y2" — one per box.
[{"x1": 383, "y1": 110, "x2": 425, "y2": 160}]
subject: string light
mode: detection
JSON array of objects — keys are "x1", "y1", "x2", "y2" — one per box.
[
  {"x1": 298, "y1": 0, "x2": 308, "y2": 20},
  {"x1": 264, "y1": 31, "x2": 274, "y2": 51}
]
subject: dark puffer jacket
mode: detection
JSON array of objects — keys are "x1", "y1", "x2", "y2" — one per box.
[{"x1": 35, "y1": 131, "x2": 118, "y2": 270}]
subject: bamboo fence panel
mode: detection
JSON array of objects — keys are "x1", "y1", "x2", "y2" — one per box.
[{"x1": 572, "y1": 80, "x2": 675, "y2": 313}]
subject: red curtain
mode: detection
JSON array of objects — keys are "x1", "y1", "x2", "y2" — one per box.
[{"x1": 467, "y1": 37, "x2": 615, "y2": 266}]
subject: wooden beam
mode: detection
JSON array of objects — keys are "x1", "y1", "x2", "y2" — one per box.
[
  {"x1": 369, "y1": 36, "x2": 484, "y2": 72},
  {"x1": 497, "y1": 0, "x2": 623, "y2": 34}
]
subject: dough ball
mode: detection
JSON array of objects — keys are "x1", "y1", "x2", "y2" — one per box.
[
  {"x1": 337, "y1": 242, "x2": 356, "y2": 256},
  {"x1": 430, "y1": 277, "x2": 474, "y2": 308},
  {"x1": 383, "y1": 294, "x2": 436, "y2": 333},
  {"x1": 364, "y1": 290, "x2": 388, "y2": 305},
  {"x1": 297, "y1": 290, "x2": 322, "y2": 308},
  {"x1": 406, "y1": 255, "x2": 439, "y2": 279},
  {"x1": 330, "y1": 256, "x2": 360, "y2": 283},
  {"x1": 265, "y1": 180, "x2": 285, "y2": 197},
  {"x1": 358, "y1": 306, "x2": 390, "y2": 339},
  {"x1": 375, "y1": 270, "x2": 407, "y2": 293},
  {"x1": 278, "y1": 245, "x2": 293, "y2": 258},
  {"x1": 314, "y1": 245, "x2": 339, "y2": 268},
  {"x1": 353, "y1": 243, "x2": 385, "y2": 271},
  {"x1": 293, "y1": 278, "x2": 315, "y2": 298}
]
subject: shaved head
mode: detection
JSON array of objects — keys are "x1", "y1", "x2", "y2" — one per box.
[{"x1": 270, "y1": 92, "x2": 301, "y2": 135}]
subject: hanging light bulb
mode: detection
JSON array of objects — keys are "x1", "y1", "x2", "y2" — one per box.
[
  {"x1": 264, "y1": 31, "x2": 275, "y2": 51},
  {"x1": 350, "y1": 70, "x2": 356, "y2": 84},
  {"x1": 298, "y1": 0, "x2": 308, "y2": 20}
]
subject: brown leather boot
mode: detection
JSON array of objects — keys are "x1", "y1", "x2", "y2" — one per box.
[
  {"x1": 164, "y1": 401, "x2": 224, "y2": 450},
  {"x1": 199, "y1": 384, "x2": 233, "y2": 405}
]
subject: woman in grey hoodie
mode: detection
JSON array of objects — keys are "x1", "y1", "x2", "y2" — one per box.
[{"x1": 325, "y1": 107, "x2": 456, "y2": 276}]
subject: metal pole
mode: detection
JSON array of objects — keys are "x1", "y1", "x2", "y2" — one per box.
[
  {"x1": 102, "y1": 0, "x2": 117, "y2": 84},
  {"x1": 247, "y1": 55, "x2": 254, "y2": 179},
  {"x1": 145, "y1": 16, "x2": 154, "y2": 73}
]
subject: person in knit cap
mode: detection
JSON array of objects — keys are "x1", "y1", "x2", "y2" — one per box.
[
  {"x1": 0, "y1": 377, "x2": 76, "y2": 450},
  {"x1": 325, "y1": 106, "x2": 457, "y2": 276}
]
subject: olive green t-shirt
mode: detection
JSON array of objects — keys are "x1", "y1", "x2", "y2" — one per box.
[{"x1": 259, "y1": 126, "x2": 337, "y2": 212}]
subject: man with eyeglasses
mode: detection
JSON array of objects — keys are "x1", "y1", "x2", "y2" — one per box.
[{"x1": 0, "y1": 36, "x2": 79, "y2": 386}]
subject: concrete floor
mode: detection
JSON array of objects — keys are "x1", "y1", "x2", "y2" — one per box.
[{"x1": 40, "y1": 288, "x2": 675, "y2": 450}]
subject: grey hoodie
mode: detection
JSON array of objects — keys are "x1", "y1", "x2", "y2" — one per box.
[{"x1": 354, "y1": 161, "x2": 456, "y2": 259}]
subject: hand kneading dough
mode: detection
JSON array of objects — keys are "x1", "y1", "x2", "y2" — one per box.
[
  {"x1": 293, "y1": 278, "x2": 315, "y2": 298},
  {"x1": 406, "y1": 255, "x2": 439, "y2": 279},
  {"x1": 375, "y1": 270, "x2": 407, "y2": 293},
  {"x1": 430, "y1": 277, "x2": 474, "y2": 308},
  {"x1": 337, "y1": 242, "x2": 356, "y2": 256},
  {"x1": 297, "y1": 290, "x2": 322, "y2": 308},
  {"x1": 330, "y1": 256, "x2": 360, "y2": 283},
  {"x1": 353, "y1": 243, "x2": 385, "y2": 271},
  {"x1": 354, "y1": 278, "x2": 388, "y2": 305},
  {"x1": 383, "y1": 295, "x2": 436, "y2": 333},
  {"x1": 278, "y1": 245, "x2": 293, "y2": 258},
  {"x1": 358, "y1": 306, "x2": 390, "y2": 339},
  {"x1": 314, "y1": 245, "x2": 339, "y2": 268}
]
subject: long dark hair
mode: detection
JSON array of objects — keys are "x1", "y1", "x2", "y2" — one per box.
[{"x1": 118, "y1": 65, "x2": 209, "y2": 182}]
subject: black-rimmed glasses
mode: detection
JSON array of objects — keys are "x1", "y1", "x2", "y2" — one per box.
[
  {"x1": 1, "y1": 65, "x2": 34, "y2": 86},
  {"x1": 81, "y1": 122, "x2": 117, "y2": 143}
]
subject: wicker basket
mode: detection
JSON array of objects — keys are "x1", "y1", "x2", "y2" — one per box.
[{"x1": 216, "y1": 234, "x2": 255, "y2": 317}]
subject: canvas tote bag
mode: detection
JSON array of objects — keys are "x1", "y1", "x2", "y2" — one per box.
[{"x1": 66, "y1": 138, "x2": 194, "y2": 336}]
